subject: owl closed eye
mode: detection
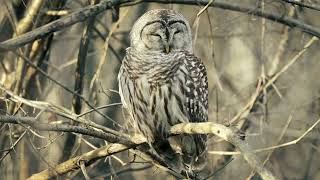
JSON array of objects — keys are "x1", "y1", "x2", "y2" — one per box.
[{"x1": 130, "y1": 9, "x2": 193, "y2": 53}]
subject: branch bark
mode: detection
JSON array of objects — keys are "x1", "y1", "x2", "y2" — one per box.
[
  {"x1": 0, "y1": 115, "x2": 133, "y2": 145},
  {"x1": 27, "y1": 143, "x2": 132, "y2": 180},
  {"x1": 280, "y1": 0, "x2": 320, "y2": 12},
  {"x1": 0, "y1": 115, "x2": 276, "y2": 180},
  {"x1": 0, "y1": 0, "x2": 319, "y2": 51},
  {"x1": 171, "y1": 123, "x2": 276, "y2": 180}
]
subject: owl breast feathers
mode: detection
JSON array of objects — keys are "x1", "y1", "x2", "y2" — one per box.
[{"x1": 118, "y1": 9, "x2": 208, "y2": 173}]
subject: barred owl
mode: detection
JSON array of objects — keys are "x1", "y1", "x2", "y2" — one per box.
[{"x1": 118, "y1": 9, "x2": 208, "y2": 174}]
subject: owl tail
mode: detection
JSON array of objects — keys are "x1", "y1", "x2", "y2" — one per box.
[
  {"x1": 168, "y1": 135, "x2": 208, "y2": 174},
  {"x1": 153, "y1": 140, "x2": 185, "y2": 173},
  {"x1": 185, "y1": 151, "x2": 208, "y2": 172}
]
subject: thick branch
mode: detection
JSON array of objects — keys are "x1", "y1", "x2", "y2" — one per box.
[
  {"x1": 281, "y1": 0, "x2": 320, "y2": 12},
  {"x1": 27, "y1": 143, "x2": 133, "y2": 180},
  {"x1": 0, "y1": 0, "x2": 320, "y2": 51},
  {"x1": 0, "y1": 115, "x2": 133, "y2": 145},
  {"x1": 170, "y1": 122, "x2": 276, "y2": 180},
  {"x1": 0, "y1": 0, "x2": 129, "y2": 51},
  {"x1": 150, "y1": 0, "x2": 320, "y2": 37},
  {"x1": 1, "y1": 115, "x2": 276, "y2": 180}
]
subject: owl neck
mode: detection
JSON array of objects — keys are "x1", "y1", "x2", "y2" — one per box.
[
  {"x1": 126, "y1": 47, "x2": 186, "y2": 63},
  {"x1": 123, "y1": 47, "x2": 185, "y2": 79},
  {"x1": 127, "y1": 47, "x2": 187, "y2": 58}
]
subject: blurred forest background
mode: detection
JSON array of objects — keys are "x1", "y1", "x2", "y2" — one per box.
[{"x1": 0, "y1": 0, "x2": 320, "y2": 179}]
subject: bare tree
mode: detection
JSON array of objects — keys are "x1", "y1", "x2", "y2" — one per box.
[{"x1": 1, "y1": 0, "x2": 320, "y2": 179}]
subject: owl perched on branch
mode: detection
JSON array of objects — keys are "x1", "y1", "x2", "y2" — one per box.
[{"x1": 118, "y1": 9, "x2": 208, "y2": 174}]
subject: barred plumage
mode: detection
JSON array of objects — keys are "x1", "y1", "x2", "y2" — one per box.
[{"x1": 118, "y1": 9, "x2": 208, "y2": 173}]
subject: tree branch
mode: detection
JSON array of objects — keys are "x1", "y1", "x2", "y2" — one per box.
[
  {"x1": 0, "y1": 0, "x2": 319, "y2": 51},
  {"x1": 280, "y1": 0, "x2": 320, "y2": 12},
  {"x1": 171, "y1": 123, "x2": 276, "y2": 180},
  {"x1": 61, "y1": 0, "x2": 98, "y2": 162},
  {"x1": 0, "y1": 84, "x2": 123, "y2": 137},
  {"x1": 0, "y1": 115, "x2": 133, "y2": 145},
  {"x1": 27, "y1": 143, "x2": 132, "y2": 180},
  {"x1": 0, "y1": 115, "x2": 276, "y2": 180}
]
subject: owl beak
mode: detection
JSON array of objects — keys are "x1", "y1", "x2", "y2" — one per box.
[{"x1": 164, "y1": 43, "x2": 171, "y2": 53}]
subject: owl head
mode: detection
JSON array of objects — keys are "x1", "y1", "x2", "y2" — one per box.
[{"x1": 130, "y1": 9, "x2": 193, "y2": 54}]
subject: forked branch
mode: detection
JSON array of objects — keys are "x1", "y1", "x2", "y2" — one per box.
[{"x1": 0, "y1": 115, "x2": 276, "y2": 180}]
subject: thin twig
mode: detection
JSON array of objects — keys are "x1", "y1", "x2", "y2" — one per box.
[
  {"x1": 8, "y1": 51, "x2": 120, "y2": 126},
  {"x1": 230, "y1": 36, "x2": 318, "y2": 125},
  {"x1": 209, "y1": 116, "x2": 320, "y2": 156},
  {"x1": 77, "y1": 102, "x2": 122, "y2": 117},
  {"x1": 267, "y1": 4, "x2": 296, "y2": 76},
  {"x1": 79, "y1": 161, "x2": 91, "y2": 180},
  {"x1": 61, "y1": 0, "x2": 98, "y2": 163},
  {"x1": 246, "y1": 115, "x2": 293, "y2": 180},
  {"x1": 92, "y1": 163, "x2": 153, "y2": 179},
  {"x1": 0, "y1": 85, "x2": 124, "y2": 137},
  {"x1": 89, "y1": 8, "x2": 129, "y2": 90},
  {"x1": 0, "y1": 130, "x2": 27, "y2": 163}
]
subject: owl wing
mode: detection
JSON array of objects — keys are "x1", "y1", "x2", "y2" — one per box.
[
  {"x1": 184, "y1": 54, "x2": 208, "y2": 123},
  {"x1": 183, "y1": 54, "x2": 208, "y2": 164}
]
